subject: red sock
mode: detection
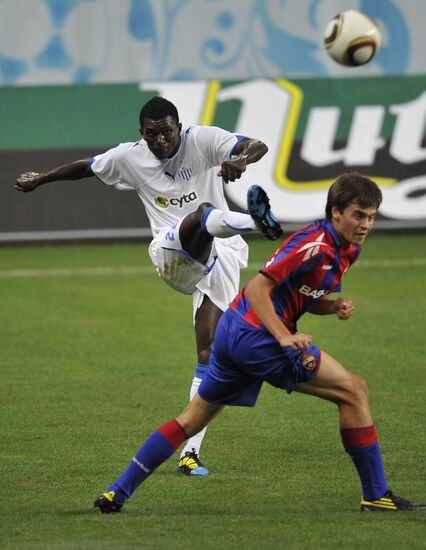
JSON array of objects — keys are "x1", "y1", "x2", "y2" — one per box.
[{"x1": 157, "y1": 419, "x2": 188, "y2": 449}]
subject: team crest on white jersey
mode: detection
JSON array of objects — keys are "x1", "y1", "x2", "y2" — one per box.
[
  {"x1": 298, "y1": 233, "x2": 328, "y2": 261},
  {"x1": 177, "y1": 165, "x2": 193, "y2": 181}
]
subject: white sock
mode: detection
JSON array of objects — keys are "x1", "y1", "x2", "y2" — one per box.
[
  {"x1": 180, "y1": 376, "x2": 207, "y2": 458},
  {"x1": 204, "y1": 208, "x2": 255, "y2": 238}
]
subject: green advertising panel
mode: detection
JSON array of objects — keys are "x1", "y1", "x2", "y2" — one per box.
[{"x1": 2, "y1": 77, "x2": 425, "y2": 239}]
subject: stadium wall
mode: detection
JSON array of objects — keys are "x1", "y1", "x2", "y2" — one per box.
[{"x1": 1, "y1": 1, "x2": 425, "y2": 241}]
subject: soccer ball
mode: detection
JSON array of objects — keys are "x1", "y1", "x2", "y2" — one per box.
[{"x1": 324, "y1": 10, "x2": 381, "y2": 67}]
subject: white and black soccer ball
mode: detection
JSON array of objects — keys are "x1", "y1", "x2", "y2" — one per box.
[{"x1": 324, "y1": 9, "x2": 381, "y2": 67}]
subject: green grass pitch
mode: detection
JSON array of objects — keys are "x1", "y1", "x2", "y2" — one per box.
[{"x1": 1, "y1": 234, "x2": 425, "y2": 549}]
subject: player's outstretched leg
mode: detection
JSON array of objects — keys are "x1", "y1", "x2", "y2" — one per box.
[
  {"x1": 180, "y1": 191, "x2": 283, "y2": 262},
  {"x1": 94, "y1": 419, "x2": 189, "y2": 513},
  {"x1": 297, "y1": 352, "x2": 426, "y2": 512},
  {"x1": 200, "y1": 188, "x2": 283, "y2": 241},
  {"x1": 247, "y1": 185, "x2": 283, "y2": 240},
  {"x1": 94, "y1": 397, "x2": 223, "y2": 513},
  {"x1": 341, "y1": 426, "x2": 426, "y2": 511}
]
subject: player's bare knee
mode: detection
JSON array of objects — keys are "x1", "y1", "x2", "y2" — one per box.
[
  {"x1": 197, "y1": 333, "x2": 214, "y2": 365},
  {"x1": 198, "y1": 202, "x2": 214, "y2": 212},
  {"x1": 347, "y1": 374, "x2": 369, "y2": 407},
  {"x1": 193, "y1": 202, "x2": 214, "y2": 222},
  {"x1": 356, "y1": 375, "x2": 369, "y2": 403},
  {"x1": 197, "y1": 346, "x2": 212, "y2": 366},
  {"x1": 180, "y1": 202, "x2": 214, "y2": 228}
]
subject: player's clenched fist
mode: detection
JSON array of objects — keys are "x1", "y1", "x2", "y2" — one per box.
[
  {"x1": 333, "y1": 297, "x2": 354, "y2": 320},
  {"x1": 217, "y1": 155, "x2": 247, "y2": 183},
  {"x1": 15, "y1": 171, "x2": 41, "y2": 192}
]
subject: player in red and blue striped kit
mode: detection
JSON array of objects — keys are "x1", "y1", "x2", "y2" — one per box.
[
  {"x1": 230, "y1": 217, "x2": 360, "y2": 339},
  {"x1": 94, "y1": 173, "x2": 425, "y2": 513}
]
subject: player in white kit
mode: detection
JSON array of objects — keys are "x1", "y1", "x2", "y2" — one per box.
[{"x1": 15, "y1": 96, "x2": 283, "y2": 475}]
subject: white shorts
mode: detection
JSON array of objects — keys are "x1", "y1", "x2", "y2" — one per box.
[{"x1": 148, "y1": 220, "x2": 248, "y2": 320}]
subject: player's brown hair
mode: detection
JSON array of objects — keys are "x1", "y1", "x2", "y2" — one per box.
[{"x1": 325, "y1": 172, "x2": 382, "y2": 219}]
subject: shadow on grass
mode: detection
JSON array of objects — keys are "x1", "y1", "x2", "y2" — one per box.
[{"x1": 61, "y1": 508, "x2": 144, "y2": 517}]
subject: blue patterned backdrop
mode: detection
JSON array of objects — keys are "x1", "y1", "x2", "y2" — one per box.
[{"x1": 0, "y1": 0, "x2": 421, "y2": 86}]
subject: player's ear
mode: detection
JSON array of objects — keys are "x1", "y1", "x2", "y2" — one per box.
[
  {"x1": 139, "y1": 127, "x2": 144, "y2": 137},
  {"x1": 331, "y1": 206, "x2": 341, "y2": 221}
]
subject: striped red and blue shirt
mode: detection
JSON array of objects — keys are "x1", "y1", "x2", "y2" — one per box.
[{"x1": 230, "y1": 219, "x2": 360, "y2": 334}]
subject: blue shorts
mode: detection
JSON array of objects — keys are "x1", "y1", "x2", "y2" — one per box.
[{"x1": 198, "y1": 310, "x2": 321, "y2": 407}]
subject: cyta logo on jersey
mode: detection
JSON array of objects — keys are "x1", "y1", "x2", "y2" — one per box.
[{"x1": 154, "y1": 191, "x2": 198, "y2": 209}]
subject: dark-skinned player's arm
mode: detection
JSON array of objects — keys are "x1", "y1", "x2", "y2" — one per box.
[
  {"x1": 244, "y1": 273, "x2": 312, "y2": 351},
  {"x1": 217, "y1": 138, "x2": 268, "y2": 183},
  {"x1": 15, "y1": 158, "x2": 94, "y2": 193}
]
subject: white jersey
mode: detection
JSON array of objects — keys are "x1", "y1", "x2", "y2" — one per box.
[
  {"x1": 91, "y1": 125, "x2": 243, "y2": 236},
  {"x1": 91, "y1": 124, "x2": 249, "y2": 314}
]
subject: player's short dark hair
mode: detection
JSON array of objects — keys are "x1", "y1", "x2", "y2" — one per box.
[
  {"x1": 325, "y1": 172, "x2": 382, "y2": 219},
  {"x1": 139, "y1": 96, "x2": 180, "y2": 127}
]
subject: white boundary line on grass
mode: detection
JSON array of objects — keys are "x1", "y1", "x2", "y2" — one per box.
[
  {"x1": 0, "y1": 266, "x2": 155, "y2": 278},
  {"x1": 0, "y1": 258, "x2": 425, "y2": 278}
]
